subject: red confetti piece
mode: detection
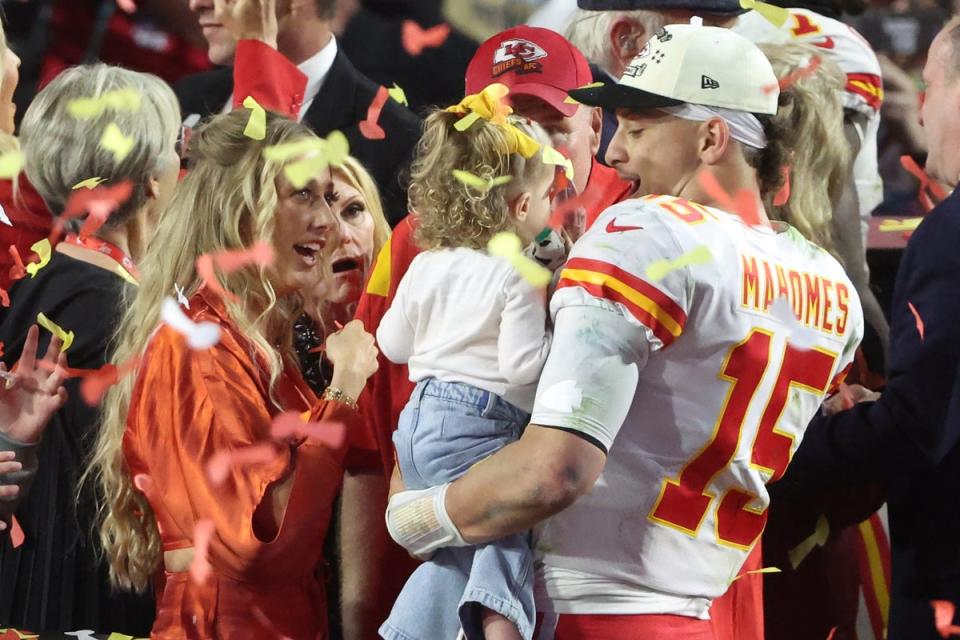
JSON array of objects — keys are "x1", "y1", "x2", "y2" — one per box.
[
  {"x1": 908, "y1": 301, "x2": 925, "y2": 341},
  {"x1": 901, "y1": 155, "x2": 947, "y2": 213},
  {"x1": 0, "y1": 341, "x2": 4, "y2": 358},
  {"x1": 37, "y1": 357, "x2": 141, "y2": 405},
  {"x1": 765, "y1": 55, "x2": 823, "y2": 94},
  {"x1": 115, "y1": 0, "x2": 137, "y2": 13},
  {"x1": 359, "y1": 86, "x2": 388, "y2": 140},
  {"x1": 270, "y1": 411, "x2": 347, "y2": 450},
  {"x1": 401, "y1": 20, "x2": 451, "y2": 56},
  {"x1": 189, "y1": 519, "x2": 215, "y2": 586},
  {"x1": 0, "y1": 288, "x2": 8, "y2": 308},
  {"x1": 825, "y1": 627, "x2": 837, "y2": 640},
  {"x1": 8, "y1": 245, "x2": 25, "y2": 281},
  {"x1": 205, "y1": 442, "x2": 278, "y2": 486},
  {"x1": 773, "y1": 164, "x2": 791, "y2": 207},
  {"x1": 931, "y1": 600, "x2": 960, "y2": 637},
  {"x1": 697, "y1": 171, "x2": 763, "y2": 225},
  {"x1": 9, "y1": 515, "x2": 23, "y2": 548},
  {"x1": 58, "y1": 181, "x2": 135, "y2": 242},
  {"x1": 196, "y1": 242, "x2": 274, "y2": 303}
]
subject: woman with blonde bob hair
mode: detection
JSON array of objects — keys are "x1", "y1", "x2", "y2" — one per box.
[
  {"x1": 0, "y1": 62, "x2": 180, "y2": 634},
  {"x1": 88, "y1": 110, "x2": 379, "y2": 639}
]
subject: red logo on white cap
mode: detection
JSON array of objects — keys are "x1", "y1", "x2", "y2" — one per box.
[{"x1": 492, "y1": 38, "x2": 548, "y2": 77}]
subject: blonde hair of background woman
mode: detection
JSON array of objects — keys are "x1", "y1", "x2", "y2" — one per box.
[
  {"x1": 410, "y1": 111, "x2": 553, "y2": 251},
  {"x1": 335, "y1": 155, "x2": 390, "y2": 257},
  {"x1": 19, "y1": 63, "x2": 180, "y2": 229},
  {"x1": 86, "y1": 110, "x2": 322, "y2": 591},
  {"x1": 761, "y1": 43, "x2": 850, "y2": 255},
  {"x1": 0, "y1": 22, "x2": 16, "y2": 155}
]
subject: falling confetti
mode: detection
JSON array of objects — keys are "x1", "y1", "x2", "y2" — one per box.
[
  {"x1": 359, "y1": 86, "x2": 388, "y2": 140},
  {"x1": 788, "y1": 514, "x2": 830, "y2": 568},
  {"x1": 487, "y1": 231, "x2": 552, "y2": 288},
  {"x1": 72, "y1": 177, "x2": 108, "y2": 190},
  {"x1": 697, "y1": 170, "x2": 762, "y2": 226},
  {"x1": 80, "y1": 358, "x2": 141, "y2": 406},
  {"x1": 114, "y1": 0, "x2": 137, "y2": 13},
  {"x1": 931, "y1": 600, "x2": 960, "y2": 638},
  {"x1": 901, "y1": 155, "x2": 947, "y2": 212},
  {"x1": 541, "y1": 145, "x2": 575, "y2": 182},
  {"x1": 160, "y1": 298, "x2": 221, "y2": 350},
  {"x1": 825, "y1": 627, "x2": 837, "y2": 640},
  {"x1": 282, "y1": 131, "x2": 350, "y2": 189},
  {"x1": 175, "y1": 283, "x2": 190, "y2": 309},
  {"x1": 100, "y1": 123, "x2": 135, "y2": 163},
  {"x1": 24, "y1": 239, "x2": 51, "y2": 278},
  {"x1": 387, "y1": 84, "x2": 408, "y2": 107},
  {"x1": 189, "y1": 519, "x2": 215, "y2": 585},
  {"x1": 878, "y1": 217, "x2": 923, "y2": 233},
  {"x1": 270, "y1": 411, "x2": 347, "y2": 450},
  {"x1": 908, "y1": 301, "x2": 925, "y2": 341},
  {"x1": 67, "y1": 88, "x2": 141, "y2": 119},
  {"x1": 56, "y1": 181, "x2": 135, "y2": 243},
  {"x1": 765, "y1": 55, "x2": 823, "y2": 94},
  {"x1": 0, "y1": 150, "x2": 24, "y2": 179},
  {"x1": 9, "y1": 515, "x2": 23, "y2": 548},
  {"x1": 7, "y1": 245, "x2": 25, "y2": 281},
  {"x1": 195, "y1": 242, "x2": 274, "y2": 303},
  {"x1": 646, "y1": 245, "x2": 713, "y2": 281},
  {"x1": 36, "y1": 312, "x2": 75, "y2": 352},
  {"x1": 401, "y1": 20, "x2": 451, "y2": 56},
  {"x1": 739, "y1": 0, "x2": 790, "y2": 27},
  {"x1": 451, "y1": 169, "x2": 512, "y2": 193},
  {"x1": 206, "y1": 442, "x2": 278, "y2": 486},
  {"x1": 242, "y1": 96, "x2": 266, "y2": 141}
]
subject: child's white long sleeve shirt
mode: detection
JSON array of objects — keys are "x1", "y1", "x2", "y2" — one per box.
[{"x1": 377, "y1": 247, "x2": 552, "y2": 412}]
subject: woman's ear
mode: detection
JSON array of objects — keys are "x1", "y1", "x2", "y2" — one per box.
[
  {"x1": 589, "y1": 106, "x2": 603, "y2": 156},
  {"x1": 509, "y1": 191, "x2": 533, "y2": 223},
  {"x1": 145, "y1": 174, "x2": 161, "y2": 201}
]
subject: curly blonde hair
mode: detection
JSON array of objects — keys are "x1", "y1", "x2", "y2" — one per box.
[
  {"x1": 410, "y1": 110, "x2": 553, "y2": 251},
  {"x1": 85, "y1": 110, "x2": 320, "y2": 592},
  {"x1": 761, "y1": 43, "x2": 850, "y2": 254}
]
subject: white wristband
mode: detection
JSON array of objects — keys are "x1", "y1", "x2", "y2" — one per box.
[{"x1": 385, "y1": 483, "x2": 468, "y2": 559}]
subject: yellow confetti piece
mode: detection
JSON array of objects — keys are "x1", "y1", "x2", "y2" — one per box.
[
  {"x1": 388, "y1": 83, "x2": 408, "y2": 106},
  {"x1": 739, "y1": 0, "x2": 790, "y2": 27},
  {"x1": 451, "y1": 169, "x2": 513, "y2": 193},
  {"x1": 106, "y1": 633, "x2": 135, "y2": 640},
  {"x1": 100, "y1": 123, "x2": 135, "y2": 163},
  {"x1": 282, "y1": 131, "x2": 350, "y2": 189},
  {"x1": 25, "y1": 238, "x2": 51, "y2": 278},
  {"x1": 242, "y1": 96, "x2": 266, "y2": 141},
  {"x1": 487, "y1": 231, "x2": 552, "y2": 288},
  {"x1": 541, "y1": 145, "x2": 575, "y2": 181},
  {"x1": 878, "y1": 217, "x2": 923, "y2": 233},
  {"x1": 0, "y1": 150, "x2": 24, "y2": 179},
  {"x1": 454, "y1": 112, "x2": 483, "y2": 132},
  {"x1": 564, "y1": 82, "x2": 605, "y2": 105},
  {"x1": 645, "y1": 245, "x2": 713, "y2": 281},
  {"x1": 36, "y1": 312, "x2": 74, "y2": 353},
  {"x1": 72, "y1": 177, "x2": 107, "y2": 190},
  {"x1": 67, "y1": 88, "x2": 141, "y2": 119},
  {"x1": 732, "y1": 566, "x2": 782, "y2": 582},
  {"x1": 264, "y1": 138, "x2": 325, "y2": 163},
  {"x1": 788, "y1": 514, "x2": 830, "y2": 569}
]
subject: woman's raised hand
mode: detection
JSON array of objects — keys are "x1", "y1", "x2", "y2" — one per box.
[{"x1": 324, "y1": 320, "x2": 379, "y2": 401}]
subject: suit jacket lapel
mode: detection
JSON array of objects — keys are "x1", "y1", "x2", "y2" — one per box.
[{"x1": 302, "y1": 50, "x2": 362, "y2": 137}]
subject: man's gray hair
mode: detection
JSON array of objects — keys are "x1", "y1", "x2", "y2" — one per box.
[
  {"x1": 565, "y1": 9, "x2": 667, "y2": 77},
  {"x1": 20, "y1": 64, "x2": 180, "y2": 229}
]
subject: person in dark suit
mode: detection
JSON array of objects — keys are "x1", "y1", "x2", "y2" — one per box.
[
  {"x1": 177, "y1": 0, "x2": 421, "y2": 225},
  {"x1": 772, "y1": 17, "x2": 960, "y2": 639}
]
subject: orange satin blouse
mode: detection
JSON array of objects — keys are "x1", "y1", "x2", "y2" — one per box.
[{"x1": 123, "y1": 290, "x2": 379, "y2": 639}]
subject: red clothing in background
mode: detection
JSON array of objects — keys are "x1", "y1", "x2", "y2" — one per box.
[{"x1": 0, "y1": 176, "x2": 52, "y2": 291}]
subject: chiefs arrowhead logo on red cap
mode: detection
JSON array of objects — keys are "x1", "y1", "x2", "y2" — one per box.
[{"x1": 492, "y1": 38, "x2": 548, "y2": 77}]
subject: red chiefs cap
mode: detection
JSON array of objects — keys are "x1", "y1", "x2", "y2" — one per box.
[{"x1": 465, "y1": 25, "x2": 593, "y2": 118}]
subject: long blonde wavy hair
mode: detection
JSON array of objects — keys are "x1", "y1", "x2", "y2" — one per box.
[
  {"x1": 410, "y1": 110, "x2": 552, "y2": 251},
  {"x1": 761, "y1": 43, "x2": 850, "y2": 254},
  {"x1": 87, "y1": 110, "x2": 321, "y2": 591}
]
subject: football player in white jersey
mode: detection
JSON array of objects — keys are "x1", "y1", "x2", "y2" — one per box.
[
  {"x1": 734, "y1": 0, "x2": 891, "y2": 365},
  {"x1": 385, "y1": 24, "x2": 864, "y2": 640}
]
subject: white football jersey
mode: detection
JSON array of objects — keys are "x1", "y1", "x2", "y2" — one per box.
[
  {"x1": 530, "y1": 196, "x2": 864, "y2": 617},
  {"x1": 734, "y1": 9, "x2": 884, "y2": 229}
]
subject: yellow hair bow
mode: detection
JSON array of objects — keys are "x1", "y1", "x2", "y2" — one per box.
[{"x1": 445, "y1": 84, "x2": 541, "y2": 159}]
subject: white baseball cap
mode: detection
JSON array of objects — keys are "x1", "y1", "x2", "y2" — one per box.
[{"x1": 569, "y1": 23, "x2": 779, "y2": 115}]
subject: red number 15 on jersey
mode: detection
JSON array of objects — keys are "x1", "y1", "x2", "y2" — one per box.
[{"x1": 648, "y1": 329, "x2": 838, "y2": 550}]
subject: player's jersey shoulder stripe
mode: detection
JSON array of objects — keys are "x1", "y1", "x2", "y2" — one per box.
[
  {"x1": 557, "y1": 257, "x2": 687, "y2": 347},
  {"x1": 845, "y1": 72, "x2": 883, "y2": 111},
  {"x1": 364, "y1": 235, "x2": 392, "y2": 297}
]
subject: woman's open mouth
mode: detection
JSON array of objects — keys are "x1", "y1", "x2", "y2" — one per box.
[
  {"x1": 293, "y1": 243, "x2": 322, "y2": 266},
  {"x1": 332, "y1": 257, "x2": 361, "y2": 275}
]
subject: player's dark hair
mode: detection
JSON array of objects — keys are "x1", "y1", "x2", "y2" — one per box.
[{"x1": 743, "y1": 92, "x2": 791, "y2": 204}]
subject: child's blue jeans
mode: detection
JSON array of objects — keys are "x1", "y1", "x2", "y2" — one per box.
[{"x1": 380, "y1": 378, "x2": 534, "y2": 640}]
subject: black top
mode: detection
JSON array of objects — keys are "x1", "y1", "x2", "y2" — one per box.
[
  {"x1": 0, "y1": 251, "x2": 154, "y2": 635},
  {"x1": 174, "y1": 48, "x2": 423, "y2": 227},
  {"x1": 773, "y1": 187, "x2": 960, "y2": 638}
]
